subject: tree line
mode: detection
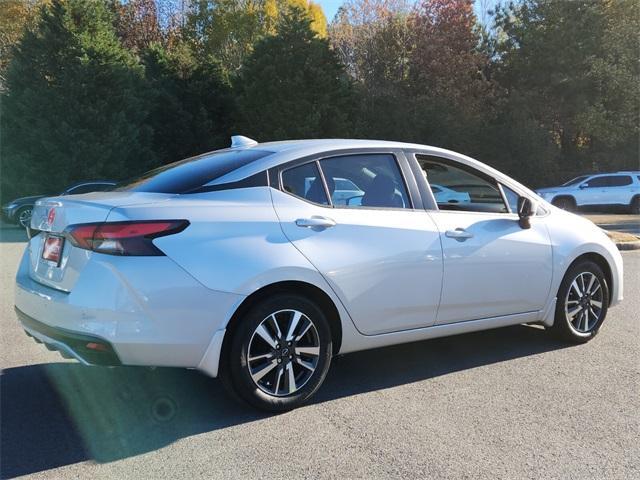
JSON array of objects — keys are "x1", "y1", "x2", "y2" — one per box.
[{"x1": 1, "y1": 0, "x2": 638, "y2": 202}]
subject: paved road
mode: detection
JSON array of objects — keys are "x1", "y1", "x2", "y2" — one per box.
[{"x1": 1, "y1": 239, "x2": 639, "y2": 479}]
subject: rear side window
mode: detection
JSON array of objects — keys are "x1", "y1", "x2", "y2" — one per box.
[
  {"x1": 319, "y1": 154, "x2": 410, "y2": 209},
  {"x1": 607, "y1": 175, "x2": 632, "y2": 187},
  {"x1": 281, "y1": 162, "x2": 329, "y2": 205},
  {"x1": 116, "y1": 149, "x2": 272, "y2": 193}
]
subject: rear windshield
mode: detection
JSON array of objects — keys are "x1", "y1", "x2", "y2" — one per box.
[{"x1": 115, "y1": 149, "x2": 272, "y2": 193}]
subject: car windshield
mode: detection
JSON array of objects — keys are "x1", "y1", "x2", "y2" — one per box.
[
  {"x1": 562, "y1": 175, "x2": 589, "y2": 186},
  {"x1": 115, "y1": 149, "x2": 273, "y2": 194}
]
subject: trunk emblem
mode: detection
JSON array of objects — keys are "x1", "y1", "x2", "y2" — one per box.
[{"x1": 47, "y1": 208, "x2": 56, "y2": 225}]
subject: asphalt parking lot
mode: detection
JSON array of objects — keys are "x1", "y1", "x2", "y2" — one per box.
[{"x1": 1, "y1": 231, "x2": 639, "y2": 479}]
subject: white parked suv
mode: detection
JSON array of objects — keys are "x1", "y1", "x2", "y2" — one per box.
[
  {"x1": 536, "y1": 172, "x2": 640, "y2": 213},
  {"x1": 15, "y1": 137, "x2": 624, "y2": 411}
]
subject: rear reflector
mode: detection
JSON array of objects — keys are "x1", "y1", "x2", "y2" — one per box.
[{"x1": 66, "y1": 220, "x2": 189, "y2": 256}]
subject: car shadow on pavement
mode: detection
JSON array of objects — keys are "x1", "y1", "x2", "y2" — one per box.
[{"x1": 1, "y1": 324, "x2": 569, "y2": 479}]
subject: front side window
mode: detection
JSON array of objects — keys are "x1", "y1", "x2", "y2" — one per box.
[
  {"x1": 281, "y1": 162, "x2": 329, "y2": 205},
  {"x1": 417, "y1": 155, "x2": 507, "y2": 213},
  {"x1": 583, "y1": 176, "x2": 608, "y2": 188},
  {"x1": 318, "y1": 154, "x2": 410, "y2": 209},
  {"x1": 501, "y1": 184, "x2": 519, "y2": 213}
]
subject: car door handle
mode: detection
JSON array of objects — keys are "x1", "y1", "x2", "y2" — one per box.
[
  {"x1": 445, "y1": 228, "x2": 473, "y2": 240},
  {"x1": 295, "y1": 216, "x2": 336, "y2": 229}
]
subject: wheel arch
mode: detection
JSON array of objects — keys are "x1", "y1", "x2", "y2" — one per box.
[
  {"x1": 220, "y1": 281, "x2": 344, "y2": 369},
  {"x1": 552, "y1": 195, "x2": 576, "y2": 207},
  {"x1": 565, "y1": 252, "x2": 614, "y2": 306}
]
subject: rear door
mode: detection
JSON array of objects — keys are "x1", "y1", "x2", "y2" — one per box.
[{"x1": 271, "y1": 151, "x2": 443, "y2": 335}]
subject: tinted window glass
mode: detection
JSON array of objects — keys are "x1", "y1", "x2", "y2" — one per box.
[
  {"x1": 585, "y1": 176, "x2": 608, "y2": 188},
  {"x1": 65, "y1": 183, "x2": 114, "y2": 195},
  {"x1": 116, "y1": 149, "x2": 272, "y2": 193},
  {"x1": 282, "y1": 162, "x2": 329, "y2": 205},
  {"x1": 417, "y1": 155, "x2": 507, "y2": 213},
  {"x1": 563, "y1": 175, "x2": 589, "y2": 186},
  {"x1": 319, "y1": 154, "x2": 410, "y2": 208},
  {"x1": 501, "y1": 184, "x2": 519, "y2": 213},
  {"x1": 607, "y1": 175, "x2": 632, "y2": 187}
]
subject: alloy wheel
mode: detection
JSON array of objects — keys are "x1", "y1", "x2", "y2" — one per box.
[
  {"x1": 564, "y1": 271, "x2": 604, "y2": 333},
  {"x1": 247, "y1": 309, "x2": 320, "y2": 397},
  {"x1": 18, "y1": 208, "x2": 32, "y2": 229}
]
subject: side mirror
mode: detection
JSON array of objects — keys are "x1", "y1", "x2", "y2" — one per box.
[
  {"x1": 517, "y1": 196, "x2": 533, "y2": 229},
  {"x1": 579, "y1": 183, "x2": 588, "y2": 189}
]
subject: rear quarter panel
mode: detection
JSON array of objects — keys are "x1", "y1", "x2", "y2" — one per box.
[{"x1": 109, "y1": 188, "x2": 337, "y2": 296}]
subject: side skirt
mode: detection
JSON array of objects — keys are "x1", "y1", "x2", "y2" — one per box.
[{"x1": 338, "y1": 311, "x2": 541, "y2": 355}]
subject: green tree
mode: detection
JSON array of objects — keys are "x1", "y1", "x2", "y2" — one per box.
[
  {"x1": 494, "y1": 0, "x2": 639, "y2": 175},
  {"x1": 0, "y1": 0, "x2": 153, "y2": 201},
  {"x1": 185, "y1": 0, "x2": 328, "y2": 77},
  {"x1": 141, "y1": 41, "x2": 234, "y2": 164},
  {"x1": 235, "y1": 7, "x2": 355, "y2": 140}
]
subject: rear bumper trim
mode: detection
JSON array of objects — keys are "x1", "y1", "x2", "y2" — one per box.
[{"x1": 15, "y1": 306, "x2": 122, "y2": 366}]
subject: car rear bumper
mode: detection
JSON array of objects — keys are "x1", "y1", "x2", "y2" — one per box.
[
  {"x1": 14, "y1": 245, "x2": 245, "y2": 375},
  {"x1": 16, "y1": 306, "x2": 121, "y2": 365}
]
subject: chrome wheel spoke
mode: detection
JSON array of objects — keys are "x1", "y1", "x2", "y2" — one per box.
[
  {"x1": 591, "y1": 299, "x2": 602, "y2": 309},
  {"x1": 286, "y1": 362, "x2": 297, "y2": 394},
  {"x1": 251, "y1": 359, "x2": 278, "y2": 383},
  {"x1": 295, "y1": 345, "x2": 320, "y2": 357},
  {"x1": 296, "y1": 357, "x2": 315, "y2": 371},
  {"x1": 255, "y1": 324, "x2": 278, "y2": 348},
  {"x1": 248, "y1": 352, "x2": 274, "y2": 362},
  {"x1": 285, "y1": 311, "x2": 302, "y2": 341},
  {"x1": 586, "y1": 274, "x2": 596, "y2": 295},
  {"x1": 567, "y1": 306, "x2": 581, "y2": 320},
  {"x1": 267, "y1": 314, "x2": 283, "y2": 342},
  {"x1": 295, "y1": 320, "x2": 313, "y2": 341},
  {"x1": 570, "y1": 280, "x2": 583, "y2": 297},
  {"x1": 274, "y1": 366, "x2": 284, "y2": 395}
]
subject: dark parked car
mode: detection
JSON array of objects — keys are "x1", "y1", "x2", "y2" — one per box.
[{"x1": 2, "y1": 181, "x2": 116, "y2": 228}]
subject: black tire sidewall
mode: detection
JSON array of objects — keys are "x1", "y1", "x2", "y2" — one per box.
[
  {"x1": 227, "y1": 293, "x2": 332, "y2": 412},
  {"x1": 553, "y1": 260, "x2": 609, "y2": 342}
]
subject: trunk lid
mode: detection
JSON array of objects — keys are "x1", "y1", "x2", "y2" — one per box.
[{"x1": 28, "y1": 191, "x2": 173, "y2": 292}]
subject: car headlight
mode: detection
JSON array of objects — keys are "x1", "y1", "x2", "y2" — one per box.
[{"x1": 4, "y1": 203, "x2": 17, "y2": 209}]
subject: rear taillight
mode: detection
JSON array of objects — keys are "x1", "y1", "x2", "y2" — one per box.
[{"x1": 65, "y1": 220, "x2": 189, "y2": 256}]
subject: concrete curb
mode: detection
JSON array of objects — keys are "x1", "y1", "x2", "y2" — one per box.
[{"x1": 615, "y1": 240, "x2": 640, "y2": 251}]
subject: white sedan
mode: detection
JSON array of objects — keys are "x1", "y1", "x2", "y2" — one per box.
[{"x1": 15, "y1": 137, "x2": 623, "y2": 411}]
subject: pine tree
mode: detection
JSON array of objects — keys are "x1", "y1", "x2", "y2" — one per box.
[
  {"x1": 235, "y1": 7, "x2": 355, "y2": 140},
  {"x1": 1, "y1": 0, "x2": 153, "y2": 200}
]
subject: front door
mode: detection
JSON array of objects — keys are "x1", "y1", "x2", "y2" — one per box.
[{"x1": 416, "y1": 154, "x2": 553, "y2": 324}]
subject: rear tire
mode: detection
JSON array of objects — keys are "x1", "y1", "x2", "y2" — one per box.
[
  {"x1": 552, "y1": 197, "x2": 576, "y2": 212},
  {"x1": 550, "y1": 260, "x2": 609, "y2": 343},
  {"x1": 221, "y1": 293, "x2": 332, "y2": 412}
]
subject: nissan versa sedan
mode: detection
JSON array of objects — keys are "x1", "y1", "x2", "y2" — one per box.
[{"x1": 15, "y1": 137, "x2": 623, "y2": 411}]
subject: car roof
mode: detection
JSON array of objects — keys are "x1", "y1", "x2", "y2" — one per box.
[{"x1": 210, "y1": 138, "x2": 484, "y2": 185}]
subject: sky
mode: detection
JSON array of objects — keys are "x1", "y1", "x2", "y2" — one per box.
[{"x1": 317, "y1": 0, "x2": 498, "y2": 23}]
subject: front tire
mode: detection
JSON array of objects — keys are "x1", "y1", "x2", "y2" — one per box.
[
  {"x1": 551, "y1": 260, "x2": 609, "y2": 343},
  {"x1": 630, "y1": 196, "x2": 640, "y2": 214},
  {"x1": 222, "y1": 293, "x2": 332, "y2": 412}
]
